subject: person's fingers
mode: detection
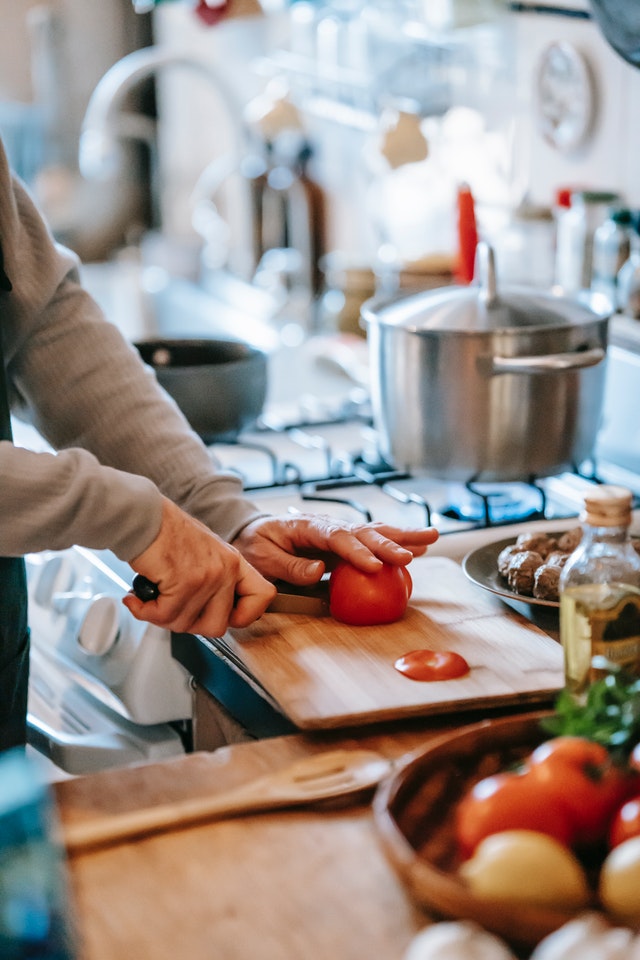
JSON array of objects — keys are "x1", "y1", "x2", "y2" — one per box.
[
  {"x1": 354, "y1": 523, "x2": 440, "y2": 553},
  {"x1": 123, "y1": 567, "x2": 276, "y2": 636},
  {"x1": 233, "y1": 516, "x2": 441, "y2": 583},
  {"x1": 125, "y1": 499, "x2": 277, "y2": 634},
  {"x1": 123, "y1": 578, "x2": 236, "y2": 635}
]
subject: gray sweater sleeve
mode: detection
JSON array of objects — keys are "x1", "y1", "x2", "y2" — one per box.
[{"x1": 0, "y1": 141, "x2": 264, "y2": 562}]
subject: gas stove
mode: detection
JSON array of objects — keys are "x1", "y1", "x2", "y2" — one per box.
[
  {"x1": 206, "y1": 400, "x2": 640, "y2": 534},
  {"x1": 21, "y1": 329, "x2": 640, "y2": 773}
]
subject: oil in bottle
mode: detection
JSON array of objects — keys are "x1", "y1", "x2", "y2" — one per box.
[{"x1": 559, "y1": 485, "x2": 640, "y2": 697}]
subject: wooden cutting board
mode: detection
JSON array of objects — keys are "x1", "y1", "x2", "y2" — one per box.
[{"x1": 224, "y1": 556, "x2": 564, "y2": 729}]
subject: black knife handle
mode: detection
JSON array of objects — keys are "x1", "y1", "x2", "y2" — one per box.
[{"x1": 132, "y1": 574, "x2": 160, "y2": 602}]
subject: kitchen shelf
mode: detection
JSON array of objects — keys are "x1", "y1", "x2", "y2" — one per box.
[{"x1": 255, "y1": 43, "x2": 456, "y2": 130}]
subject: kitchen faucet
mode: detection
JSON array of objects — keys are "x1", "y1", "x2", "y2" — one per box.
[
  {"x1": 79, "y1": 44, "x2": 326, "y2": 330},
  {"x1": 79, "y1": 45, "x2": 247, "y2": 272}
]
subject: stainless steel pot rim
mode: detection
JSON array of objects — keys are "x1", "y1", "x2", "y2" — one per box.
[{"x1": 361, "y1": 286, "x2": 612, "y2": 335}]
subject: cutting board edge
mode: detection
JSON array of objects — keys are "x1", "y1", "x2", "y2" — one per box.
[{"x1": 283, "y1": 686, "x2": 563, "y2": 731}]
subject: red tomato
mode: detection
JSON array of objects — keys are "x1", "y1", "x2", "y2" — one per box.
[
  {"x1": 609, "y1": 795, "x2": 640, "y2": 849},
  {"x1": 527, "y1": 737, "x2": 640, "y2": 847},
  {"x1": 455, "y1": 769, "x2": 574, "y2": 858},
  {"x1": 630, "y1": 742, "x2": 640, "y2": 773},
  {"x1": 394, "y1": 649, "x2": 469, "y2": 682},
  {"x1": 400, "y1": 565, "x2": 413, "y2": 599},
  {"x1": 329, "y1": 561, "x2": 409, "y2": 626}
]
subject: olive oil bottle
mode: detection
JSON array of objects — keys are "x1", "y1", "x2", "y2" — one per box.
[{"x1": 559, "y1": 485, "x2": 640, "y2": 697}]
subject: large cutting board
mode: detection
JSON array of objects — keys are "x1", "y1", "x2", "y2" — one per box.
[{"x1": 224, "y1": 556, "x2": 564, "y2": 729}]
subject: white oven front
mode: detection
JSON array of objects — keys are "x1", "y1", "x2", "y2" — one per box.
[{"x1": 25, "y1": 547, "x2": 192, "y2": 776}]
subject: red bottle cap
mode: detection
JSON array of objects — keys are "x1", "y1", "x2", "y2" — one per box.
[
  {"x1": 195, "y1": 0, "x2": 229, "y2": 25},
  {"x1": 455, "y1": 183, "x2": 478, "y2": 285}
]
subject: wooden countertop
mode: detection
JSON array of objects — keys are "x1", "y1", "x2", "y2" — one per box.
[{"x1": 54, "y1": 709, "x2": 534, "y2": 960}]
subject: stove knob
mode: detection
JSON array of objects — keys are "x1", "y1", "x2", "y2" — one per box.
[
  {"x1": 77, "y1": 594, "x2": 122, "y2": 657},
  {"x1": 33, "y1": 555, "x2": 75, "y2": 606}
]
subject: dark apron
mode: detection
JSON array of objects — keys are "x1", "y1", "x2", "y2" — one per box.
[{"x1": 0, "y1": 243, "x2": 29, "y2": 753}]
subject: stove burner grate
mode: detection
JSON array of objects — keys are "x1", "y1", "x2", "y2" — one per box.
[
  {"x1": 300, "y1": 487, "x2": 373, "y2": 522},
  {"x1": 295, "y1": 455, "x2": 421, "y2": 524},
  {"x1": 210, "y1": 427, "x2": 617, "y2": 530},
  {"x1": 441, "y1": 480, "x2": 547, "y2": 526}
]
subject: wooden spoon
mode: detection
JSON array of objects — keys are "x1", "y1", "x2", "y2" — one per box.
[{"x1": 61, "y1": 749, "x2": 391, "y2": 855}]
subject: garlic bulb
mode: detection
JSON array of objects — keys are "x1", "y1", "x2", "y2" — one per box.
[
  {"x1": 530, "y1": 912, "x2": 635, "y2": 960},
  {"x1": 403, "y1": 921, "x2": 517, "y2": 960}
]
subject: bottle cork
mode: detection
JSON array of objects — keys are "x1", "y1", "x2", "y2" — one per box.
[{"x1": 583, "y1": 485, "x2": 633, "y2": 527}]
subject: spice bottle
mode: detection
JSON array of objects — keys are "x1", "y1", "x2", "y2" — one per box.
[
  {"x1": 559, "y1": 485, "x2": 640, "y2": 698},
  {"x1": 591, "y1": 207, "x2": 632, "y2": 306},
  {"x1": 617, "y1": 213, "x2": 640, "y2": 318},
  {"x1": 554, "y1": 189, "x2": 621, "y2": 293},
  {"x1": 553, "y1": 186, "x2": 585, "y2": 293}
]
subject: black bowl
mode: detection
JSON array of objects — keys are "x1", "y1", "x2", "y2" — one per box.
[{"x1": 135, "y1": 338, "x2": 268, "y2": 442}]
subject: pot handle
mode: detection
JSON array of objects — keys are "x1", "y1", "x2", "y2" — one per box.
[{"x1": 487, "y1": 347, "x2": 606, "y2": 375}]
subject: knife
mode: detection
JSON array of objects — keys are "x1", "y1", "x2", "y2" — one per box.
[
  {"x1": 266, "y1": 579, "x2": 330, "y2": 616},
  {"x1": 131, "y1": 574, "x2": 331, "y2": 616}
]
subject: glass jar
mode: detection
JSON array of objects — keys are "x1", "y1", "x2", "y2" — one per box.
[
  {"x1": 591, "y1": 207, "x2": 633, "y2": 307},
  {"x1": 317, "y1": 252, "x2": 376, "y2": 335},
  {"x1": 555, "y1": 189, "x2": 621, "y2": 294},
  {"x1": 492, "y1": 201, "x2": 555, "y2": 289},
  {"x1": 617, "y1": 215, "x2": 640, "y2": 318},
  {"x1": 559, "y1": 485, "x2": 640, "y2": 698}
]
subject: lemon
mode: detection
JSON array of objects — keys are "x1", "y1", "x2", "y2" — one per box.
[
  {"x1": 599, "y1": 835, "x2": 640, "y2": 921},
  {"x1": 459, "y1": 830, "x2": 590, "y2": 910}
]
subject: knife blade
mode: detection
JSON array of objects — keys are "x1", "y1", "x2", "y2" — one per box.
[{"x1": 267, "y1": 579, "x2": 330, "y2": 616}]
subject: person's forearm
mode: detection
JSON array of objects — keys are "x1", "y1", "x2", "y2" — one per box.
[
  {"x1": 0, "y1": 442, "x2": 162, "y2": 560},
  {"x1": 14, "y1": 302, "x2": 264, "y2": 542},
  {"x1": 1, "y1": 163, "x2": 264, "y2": 547}
]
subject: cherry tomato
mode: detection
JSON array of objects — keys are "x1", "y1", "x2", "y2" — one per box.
[
  {"x1": 329, "y1": 561, "x2": 409, "y2": 626},
  {"x1": 527, "y1": 736, "x2": 640, "y2": 847},
  {"x1": 455, "y1": 769, "x2": 574, "y2": 859},
  {"x1": 609, "y1": 795, "x2": 640, "y2": 849},
  {"x1": 394, "y1": 649, "x2": 469, "y2": 682},
  {"x1": 630, "y1": 742, "x2": 640, "y2": 773}
]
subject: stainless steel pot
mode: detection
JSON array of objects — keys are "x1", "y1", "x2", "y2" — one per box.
[
  {"x1": 361, "y1": 244, "x2": 612, "y2": 482},
  {"x1": 135, "y1": 338, "x2": 268, "y2": 442}
]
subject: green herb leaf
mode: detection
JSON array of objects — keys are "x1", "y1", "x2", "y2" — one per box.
[{"x1": 541, "y1": 663, "x2": 640, "y2": 762}]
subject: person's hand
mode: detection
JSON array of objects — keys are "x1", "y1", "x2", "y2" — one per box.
[
  {"x1": 232, "y1": 515, "x2": 439, "y2": 585},
  {"x1": 123, "y1": 498, "x2": 277, "y2": 635}
]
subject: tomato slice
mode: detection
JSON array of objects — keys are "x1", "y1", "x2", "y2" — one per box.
[{"x1": 394, "y1": 649, "x2": 470, "y2": 682}]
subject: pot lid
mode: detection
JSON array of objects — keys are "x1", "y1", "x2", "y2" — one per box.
[{"x1": 361, "y1": 243, "x2": 612, "y2": 334}]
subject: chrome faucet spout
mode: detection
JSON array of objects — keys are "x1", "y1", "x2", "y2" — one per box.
[{"x1": 79, "y1": 46, "x2": 244, "y2": 182}]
